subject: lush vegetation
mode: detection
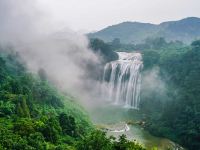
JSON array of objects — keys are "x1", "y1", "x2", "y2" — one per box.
[
  {"x1": 140, "y1": 40, "x2": 200, "y2": 150},
  {"x1": 0, "y1": 47, "x2": 145, "y2": 150},
  {"x1": 106, "y1": 37, "x2": 185, "y2": 53},
  {"x1": 88, "y1": 37, "x2": 200, "y2": 149},
  {"x1": 0, "y1": 47, "x2": 93, "y2": 149},
  {"x1": 77, "y1": 130, "x2": 145, "y2": 150},
  {"x1": 90, "y1": 38, "x2": 119, "y2": 63},
  {"x1": 88, "y1": 21, "x2": 200, "y2": 149}
]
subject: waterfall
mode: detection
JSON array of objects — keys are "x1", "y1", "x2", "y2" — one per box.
[{"x1": 102, "y1": 52, "x2": 143, "y2": 109}]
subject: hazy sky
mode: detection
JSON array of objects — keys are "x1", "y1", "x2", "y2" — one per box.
[{"x1": 37, "y1": 0, "x2": 200, "y2": 32}]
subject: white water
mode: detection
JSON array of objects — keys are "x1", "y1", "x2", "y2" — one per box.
[
  {"x1": 110, "y1": 124, "x2": 130, "y2": 133},
  {"x1": 102, "y1": 52, "x2": 143, "y2": 109}
]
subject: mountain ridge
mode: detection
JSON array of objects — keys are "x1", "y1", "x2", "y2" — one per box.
[{"x1": 88, "y1": 17, "x2": 200, "y2": 44}]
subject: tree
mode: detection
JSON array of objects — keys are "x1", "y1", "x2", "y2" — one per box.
[
  {"x1": 16, "y1": 96, "x2": 30, "y2": 118},
  {"x1": 41, "y1": 117, "x2": 62, "y2": 143},
  {"x1": 113, "y1": 134, "x2": 145, "y2": 150},
  {"x1": 59, "y1": 113, "x2": 77, "y2": 137},
  {"x1": 13, "y1": 118, "x2": 35, "y2": 137},
  {"x1": 76, "y1": 130, "x2": 113, "y2": 150},
  {"x1": 90, "y1": 38, "x2": 118, "y2": 62},
  {"x1": 0, "y1": 56, "x2": 6, "y2": 82},
  {"x1": 27, "y1": 132, "x2": 47, "y2": 150},
  {"x1": 142, "y1": 51, "x2": 160, "y2": 70},
  {"x1": 0, "y1": 101, "x2": 15, "y2": 117}
]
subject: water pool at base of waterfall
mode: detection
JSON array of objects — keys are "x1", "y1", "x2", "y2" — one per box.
[{"x1": 89, "y1": 105, "x2": 185, "y2": 150}]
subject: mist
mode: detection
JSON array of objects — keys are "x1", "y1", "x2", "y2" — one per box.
[
  {"x1": 0, "y1": 0, "x2": 168, "y2": 110},
  {"x1": 141, "y1": 67, "x2": 166, "y2": 95},
  {"x1": 0, "y1": 0, "x2": 102, "y2": 107},
  {"x1": 140, "y1": 67, "x2": 169, "y2": 112}
]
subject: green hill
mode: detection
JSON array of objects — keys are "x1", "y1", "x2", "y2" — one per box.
[
  {"x1": 0, "y1": 47, "x2": 145, "y2": 150},
  {"x1": 88, "y1": 17, "x2": 200, "y2": 44},
  {"x1": 0, "y1": 47, "x2": 93, "y2": 149}
]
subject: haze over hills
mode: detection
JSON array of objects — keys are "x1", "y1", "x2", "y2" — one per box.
[{"x1": 88, "y1": 17, "x2": 200, "y2": 44}]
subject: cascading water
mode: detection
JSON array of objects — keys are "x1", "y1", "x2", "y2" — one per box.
[{"x1": 102, "y1": 52, "x2": 143, "y2": 109}]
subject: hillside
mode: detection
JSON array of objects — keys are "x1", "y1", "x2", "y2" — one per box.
[
  {"x1": 140, "y1": 40, "x2": 200, "y2": 150},
  {"x1": 88, "y1": 17, "x2": 200, "y2": 44},
  {"x1": 0, "y1": 47, "x2": 145, "y2": 150},
  {"x1": 0, "y1": 47, "x2": 93, "y2": 149}
]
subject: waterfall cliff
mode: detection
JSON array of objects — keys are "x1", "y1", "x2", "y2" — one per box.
[{"x1": 102, "y1": 52, "x2": 143, "y2": 109}]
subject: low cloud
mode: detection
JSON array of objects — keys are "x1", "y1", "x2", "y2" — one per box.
[{"x1": 0, "y1": 0, "x2": 101, "y2": 107}]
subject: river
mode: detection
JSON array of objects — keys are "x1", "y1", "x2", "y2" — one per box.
[{"x1": 89, "y1": 105, "x2": 185, "y2": 150}]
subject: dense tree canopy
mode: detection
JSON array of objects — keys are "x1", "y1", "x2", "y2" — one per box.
[
  {"x1": 0, "y1": 47, "x2": 145, "y2": 150},
  {"x1": 140, "y1": 40, "x2": 200, "y2": 150},
  {"x1": 90, "y1": 38, "x2": 119, "y2": 62},
  {"x1": 0, "y1": 48, "x2": 91, "y2": 149}
]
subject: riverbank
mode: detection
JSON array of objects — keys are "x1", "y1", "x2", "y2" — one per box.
[
  {"x1": 96, "y1": 122, "x2": 185, "y2": 150},
  {"x1": 89, "y1": 105, "x2": 185, "y2": 150}
]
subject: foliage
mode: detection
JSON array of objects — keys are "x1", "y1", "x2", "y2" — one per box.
[
  {"x1": 59, "y1": 113, "x2": 77, "y2": 137},
  {"x1": 113, "y1": 134, "x2": 145, "y2": 150},
  {"x1": 0, "y1": 49, "x2": 92, "y2": 149},
  {"x1": 90, "y1": 38, "x2": 119, "y2": 62},
  {"x1": 76, "y1": 130, "x2": 113, "y2": 150},
  {"x1": 140, "y1": 40, "x2": 200, "y2": 150},
  {"x1": 107, "y1": 37, "x2": 185, "y2": 52},
  {"x1": 0, "y1": 47, "x2": 146, "y2": 150},
  {"x1": 76, "y1": 130, "x2": 145, "y2": 150}
]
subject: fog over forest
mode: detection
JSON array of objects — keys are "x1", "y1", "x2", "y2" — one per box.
[{"x1": 0, "y1": 0, "x2": 199, "y2": 150}]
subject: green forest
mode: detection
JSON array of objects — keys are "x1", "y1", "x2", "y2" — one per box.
[
  {"x1": 0, "y1": 48, "x2": 145, "y2": 150},
  {"x1": 140, "y1": 40, "x2": 200, "y2": 150}
]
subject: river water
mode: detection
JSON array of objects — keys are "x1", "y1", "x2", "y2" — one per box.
[{"x1": 89, "y1": 105, "x2": 185, "y2": 150}]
